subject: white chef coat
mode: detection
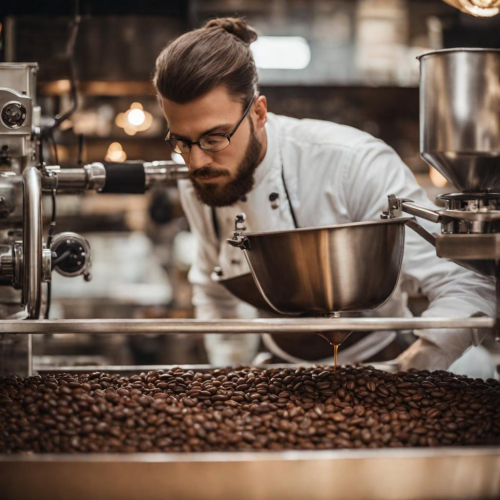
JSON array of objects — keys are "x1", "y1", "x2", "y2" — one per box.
[{"x1": 178, "y1": 112, "x2": 495, "y2": 366}]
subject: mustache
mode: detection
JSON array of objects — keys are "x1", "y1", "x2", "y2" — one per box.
[{"x1": 190, "y1": 166, "x2": 231, "y2": 179}]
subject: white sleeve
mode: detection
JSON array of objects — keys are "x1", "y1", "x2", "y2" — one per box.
[
  {"x1": 343, "y1": 137, "x2": 495, "y2": 365},
  {"x1": 178, "y1": 181, "x2": 240, "y2": 320}
]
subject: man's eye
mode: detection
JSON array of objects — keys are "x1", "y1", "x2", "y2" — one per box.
[{"x1": 204, "y1": 136, "x2": 224, "y2": 145}]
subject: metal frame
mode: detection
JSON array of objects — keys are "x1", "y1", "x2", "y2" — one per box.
[
  {"x1": 22, "y1": 166, "x2": 42, "y2": 319},
  {"x1": 0, "y1": 316, "x2": 493, "y2": 334}
]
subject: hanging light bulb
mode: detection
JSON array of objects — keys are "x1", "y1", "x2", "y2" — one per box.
[
  {"x1": 444, "y1": 0, "x2": 500, "y2": 16},
  {"x1": 105, "y1": 142, "x2": 127, "y2": 163},
  {"x1": 115, "y1": 102, "x2": 153, "y2": 136}
]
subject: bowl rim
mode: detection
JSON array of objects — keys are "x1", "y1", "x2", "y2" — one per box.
[
  {"x1": 418, "y1": 48, "x2": 500, "y2": 61},
  {"x1": 238, "y1": 216, "x2": 413, "y2": 238}
]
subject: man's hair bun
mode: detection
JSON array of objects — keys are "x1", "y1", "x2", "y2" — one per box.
[{"x1": 204, "y1": 17, "x2": 258, "y2": 45}]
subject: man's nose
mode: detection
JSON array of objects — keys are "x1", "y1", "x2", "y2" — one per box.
[{"x1": 189, "y1": 145, "x2": 213, "y2": 170}]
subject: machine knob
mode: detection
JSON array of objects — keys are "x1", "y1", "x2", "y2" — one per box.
[
  {"x1": 50, "y1": 232, "x2": 91, "y2": 278},
  {"x1": 1, "y1": 102, "x2": 27, "y2": 129}
]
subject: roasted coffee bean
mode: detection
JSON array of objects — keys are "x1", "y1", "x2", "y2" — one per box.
[{"x1": 0, "y1": 366, "x2": 499, "y2": 453}]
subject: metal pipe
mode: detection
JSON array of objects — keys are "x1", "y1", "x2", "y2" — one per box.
[
  {"x1": 22, "y1": 167, "x2": 42, "y2": 319},
  {"x1": 54, "y1": 168, "x2": 87, "y2": 189},
  {"x1": 401, "y1": 202, "x2": 446, "y2": 224},
  {"x1": 0, "y1": 317, "x2": 493, "y2": 334},
  {"x1": 52, "y1": 161, "x2": 189, "y2": 192},
  {"x1": 144, "y1": 161, "x2": 189, "y2": 186}
]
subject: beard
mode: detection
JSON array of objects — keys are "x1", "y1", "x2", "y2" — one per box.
[{"x1": 189, "y1": 121, "x2": 262, "y2": 207}]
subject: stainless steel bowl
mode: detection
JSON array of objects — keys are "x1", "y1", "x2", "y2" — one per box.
[
  {"x1": 212, "y1": 272, "x2": 276, "y2": 314},
  {"x1": 419, "y1": 48, "x2": 500, "y2": 193},
  {"x1": 227, "y1": 218, "x2": 411, "y2": 316}
]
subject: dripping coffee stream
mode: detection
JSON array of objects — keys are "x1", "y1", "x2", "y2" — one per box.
[
  {"x1": 314, "y1": 312, "x2": 352, "y2": 373},
  {"x1": 317, "y1": 331, "x2": 352, "y2": 373}
]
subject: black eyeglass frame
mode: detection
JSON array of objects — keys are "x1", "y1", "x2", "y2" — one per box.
[{"x1": 165, "y1": 95, "x2": 256, "y2": 154}]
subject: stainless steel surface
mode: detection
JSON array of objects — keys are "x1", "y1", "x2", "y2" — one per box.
[
  {"x1": 397, "y1": 200, "x2": 500, "y2": 224},
  {"x1": 230, "y1": 218, "x2": 411, "y2": 315},
  {"x1": 0, "y1": 244, "x2": 15, "y2": 285},
  {"x1": 436, "y1": 233, "x2": 500, "y2": 276},
  {"x1": 0, "y1": 316, "x2": 492, "y2": 334},
  {"x1": 0, "y1": 64, "x2": 39, "y2": 173},
  {"x1": 387, "y1": 194, "x2": 500, "y2": 277},
  {"x1": 144, "y1": 160, "x2": 190, "y2": 186},
  {"x1": 213, "y1": 272, "x2": 276, "y2": 313},
  {"x1": 22, "y1": 167, "x2": 42, "y2": 319},
  {"x1": 441, "y1": 209, "x2": 500, "y2": 222},
  {"x1": 0, "y1": 63, "x2": 38, "y2": 99},
  {"x1": 400, "y1": 201, "x2": 444, "y2": 224},
  {"x1": 51, "y1": 163, "x2": 105, "y2": 191},
  {"x1": 214, "y1": 274, "x2": 352, "y2": 344},
  {"x1": 1, "y1": 448, "x2": 499, "y2": 500},
  {"x1": 436, "y1": 233, "x2": 500, "y2": 260},
  {"x1": 85, "y1": 162, "x2": 107, "y2": 191},
  {"x1": 51, "y1": 166, "x2": 87, "y2": 190},
  {"x1": 419, "y1": 48, "x2": 500, "y2": 192},
  {"x1": 41, "y1": 248, "x2": 52, "y2": 283}
]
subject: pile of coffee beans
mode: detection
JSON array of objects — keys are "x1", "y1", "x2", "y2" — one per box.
[{"x1": 1, "y1": 365, "x2": 499, "y2": 453}]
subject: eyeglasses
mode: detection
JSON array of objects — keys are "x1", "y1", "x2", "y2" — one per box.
[{"x1": 165, "y1": 96, "x2": 255, "y2": 154}]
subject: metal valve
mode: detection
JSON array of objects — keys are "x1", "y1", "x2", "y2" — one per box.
[
  {"x1": 50, "y1": 232, "x2": 92, "y2": 280},
  {"x1": 227, "y1": 213, "x2": 251, "y2": 250}
]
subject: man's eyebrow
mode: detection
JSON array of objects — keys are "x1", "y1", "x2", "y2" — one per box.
[{"x1": 169, "y1": 123, "x2": 232, "y2": 141}]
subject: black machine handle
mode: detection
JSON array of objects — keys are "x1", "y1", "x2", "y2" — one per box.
[{"x1": 100, "y1": 162, "x2": 146, "y2": 194}]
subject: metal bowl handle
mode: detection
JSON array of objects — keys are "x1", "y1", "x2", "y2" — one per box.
[
  {"x1": 227, "y1": 235, "x2": 251, "y2": 250},
  {"x1": 405, "y1": 219, "x2": 437, "y2": 247},
  {"x1": 227, "y1": 213, "x2": 251, "y2": 250},
  {"x1": 383, "y1": 195, "x2": 437, "y2": 247}
]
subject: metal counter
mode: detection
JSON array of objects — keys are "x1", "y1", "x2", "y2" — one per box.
[{"x1": 1, "y1": 447, "x2": 499, "y2": 500}]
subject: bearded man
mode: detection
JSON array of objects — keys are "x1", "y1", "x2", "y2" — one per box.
[{"x1": 153, "y1": 17, "x2": 494, "y2": 372}]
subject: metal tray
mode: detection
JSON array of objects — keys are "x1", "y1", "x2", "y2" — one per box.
[
  {"x1": 3, "y1": 364, "x2": 499, "y2": 499},
  {"x1": 1, "y1": 447, "x2": 499, "y2": 500}
]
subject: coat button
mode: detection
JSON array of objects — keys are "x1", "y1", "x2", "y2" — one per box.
[{"x1": 269, "y1": 192, "x2": 279, "y2": 209}]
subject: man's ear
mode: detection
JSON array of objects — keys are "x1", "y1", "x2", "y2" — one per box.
[
  {"x1": 156, "y1": 93, "x2": 164, "y2": 109},
  {"x1": 253, "y1": 95, "x2": 267, "y2": 131}
]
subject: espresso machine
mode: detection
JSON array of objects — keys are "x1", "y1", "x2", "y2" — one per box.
[
  {"x1": 0, "y1": 62, "x2": 189, "y2": 376},
  {"x1": 384, "y1": 49, "x2": 500, "y2": 334}
]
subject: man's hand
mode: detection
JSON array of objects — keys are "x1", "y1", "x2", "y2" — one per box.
[{"x1": 396, "y1": 338, "x2": 451, "y2": 371}]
